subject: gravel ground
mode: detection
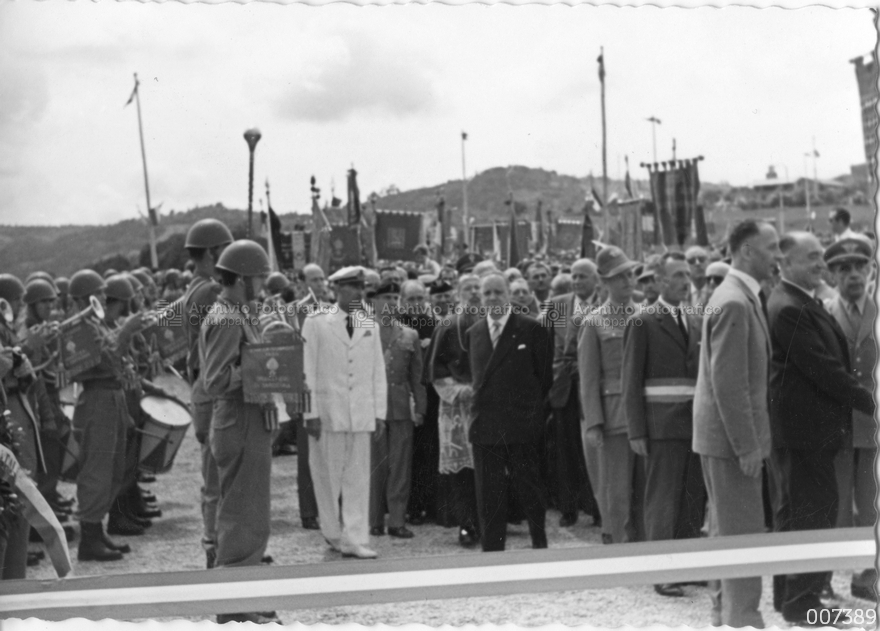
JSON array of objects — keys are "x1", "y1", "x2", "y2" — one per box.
[{"x1": 27, "y1": 429, "x2": 875, "y2": 627}]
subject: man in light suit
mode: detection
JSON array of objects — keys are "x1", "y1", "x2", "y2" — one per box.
[
  {"x1": 367, "y1": 279, "x2": 426, "y2": 539},
  {"x1": 693, "y1": 220, "x2": 781, "y2": 628},
  {"x1": 823, "y1": 237, "x2": 877, "y2": 602},
  {"x1": 466, "y1": 273, "x2": 554, "y2": 552},
  {"x1": 623, "y1": 251, "x2": 705, "y2": 598},
  {"x1": 767, "y1": 232, "x2": 875, "y2": 624},
  {"x1": 543, "y1": 258, "x2": 600, "y2": 528},
  {"x1": 302, "y1": 266, "x2": 388, "y2": 559}
]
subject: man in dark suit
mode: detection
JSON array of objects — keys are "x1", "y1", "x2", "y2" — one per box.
[
  {"x1": 623, "y1": 251, "x2": 705, "y2": 598},
  {"x1": 767, "y1": 232, "x2": 875, "y2": 624},
  {"x1": 543, "y1": 259, "x2": 600, "y2": 528},
  {"x1": 466, "y1": 273, "x2": 554, "y2": 551}
]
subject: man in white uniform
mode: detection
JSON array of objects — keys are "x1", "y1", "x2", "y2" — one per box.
[{"x1": 302, "y1": 266, "x2": 388, "y2": 559}]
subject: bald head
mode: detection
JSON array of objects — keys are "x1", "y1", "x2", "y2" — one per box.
[
  {"x1": 779, "y1": 231, "x2": 825, "y2": 291},
  {"x1": 570, "y1": 258, "x2": 599, "y2": 301}
]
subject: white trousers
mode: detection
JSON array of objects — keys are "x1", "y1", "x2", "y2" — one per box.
[{"x1": 309, "y1": 431, "x2": 371, "y2": 547}]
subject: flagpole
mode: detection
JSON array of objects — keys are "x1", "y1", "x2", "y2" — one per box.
[
  {"x1": 265, "y1": 179, "x2": 279, "y2": 273},
  {"x1": 244, "y1": 128, "x2": 262, "y2": 239},
  {"x1": 599, "y1": 47, "x2": 609, "y2": 238},
  {"x1": 131, "y1": 73, "x2": 158, "y2": 270},
  {"x1": 461, "y1": 132, "x2": 469, "y2": 249}
]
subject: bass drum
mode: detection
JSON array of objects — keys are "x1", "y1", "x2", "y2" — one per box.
[{"x1": 138, "y1": 396, "x2": 191, "y2": 474}]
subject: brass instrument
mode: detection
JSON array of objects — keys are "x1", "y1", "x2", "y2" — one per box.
[{"x1": 35, "y1": 295, "x2": 105, "y2": 345}]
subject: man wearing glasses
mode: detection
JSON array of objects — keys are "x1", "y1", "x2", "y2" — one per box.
[{"x1": 684, "y1": 246, "x2": 710, "y2": 308}]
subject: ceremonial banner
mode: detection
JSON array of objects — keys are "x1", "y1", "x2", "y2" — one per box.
[
  {"x1": 328, "y1": 225, "x2": 361, "y2": 273},
  {"x1": 375, "y1": 210, "x2": 423, "y2": 262},
  {"x1": 291, "y1": 231, "x2": 306, "y2": 271},
  {"x1": 580, "y1": 211, "x2": 596, "y2": 260},
  {"x1": 646, "y1": 159, "x2": 703, "y2": 247},
  {"x1": 470, "y1": 221, "x2": 530, "y2": 264},
  {"x1": 552, "y1": 219, "x2": 582, "y2": 252},
  {"x1": 241, "y1": 342, "x2": 305, "y2": 406},
  {"x1": 347, "y1": 168, "x2": 362, "y2": 226},
  {"x1": 852, "y1": 54, "x2": 879, "y2": 175},
  {"x1": 59, "y1": 320, "x2": 102, "y2": 378},
  {"x1": 472, "y1": 225, "x2": 495, "y2": 258},
  {"x1": 618, "y1": 200, "x2": 644, "y2": 260}
]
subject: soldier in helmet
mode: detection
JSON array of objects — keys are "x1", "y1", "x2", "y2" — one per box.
[
  {"x1": 22, "y1": 279, "x2": 74, "y2": 526},
  {"x1": 0, "y1": 274, "x2": 44, "y2": 577},
  {"x1": 199, "y1": 239, "x2": 279, "y2": 624},
  {"x1": 68, "y1": 269, "x2": 146, "y2": 562},
  {"x1": 162, "y1": 269, "x2": 184, "y2": 303},
  {"x1": 182, "y1": 218, "x2": 233, "y2": 569}
]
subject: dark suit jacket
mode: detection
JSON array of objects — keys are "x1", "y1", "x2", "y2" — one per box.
[
  {"x1": 466, "y1": 312, "x2": 554, "y2": 445},
  {"x1": 768, "y1": 281, "x2": 874, "y2": 451},
  {"x1": 622, "y1": 305, "x2": 700, "y2": 441}
]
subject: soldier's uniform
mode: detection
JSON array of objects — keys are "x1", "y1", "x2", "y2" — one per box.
[
  {"x1": 369, "y1": 312, "x2": 426, "y2": 534},
  {"x1": 200, "y1": 295, "x2": 273, "y2": 568}
]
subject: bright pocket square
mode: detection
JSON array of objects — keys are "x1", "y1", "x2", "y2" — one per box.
[{"x1": 517, "y1": 344, "x2": 526, "y2": 349}]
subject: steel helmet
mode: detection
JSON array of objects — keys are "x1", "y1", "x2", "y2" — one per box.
[
  {"x1": 265, "y1": 272, "x2": 290, "y2": 294},
  {"x1": 25, "y1": 271, "x2": 56, "y2": 288},
  {"x1": 24, "y1": 279, "x2": 58, "y2": 305},
  {"x1": 69, "y1": 269, "x2": 107, "y2": 299},
  {"x1": 0, "y1": 274, "x2": 25, "y2": 302},
  {"x1": 215, "y1": 240, "x2": 271, "y2": 277},
  {"x1": 131, "y1": 270, "x2": 154, "y2": 288},
  {"x1": 55, "y1": 277, "x2": 70, "y2": 294},
  {"x1": 185, "y1": 219, "x2": 234, "y2": 249},
  {"x1": 102, "y1": 268, "x2": 119, "y2": 279},
  {"x1": 124, "y1": 272, "x2": 143, "y2": 293},
  {"x1": 104, "y1": 275, "x2": 135, "y2": 301},
  {"x1": 164, "y1": 269, "x2": 181, "y2": 284}
]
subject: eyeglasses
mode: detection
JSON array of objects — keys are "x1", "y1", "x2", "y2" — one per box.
[
  {"x1": 707, "y1": 275, "x2": 725, "y2": 285},
  {"x1": 687, "y1": 256, "x2": 708, "y2": 265}
]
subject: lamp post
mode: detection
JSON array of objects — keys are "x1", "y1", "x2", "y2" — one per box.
[{"x1": 244, "y1": 128, "x2": 262, "y2": 238}]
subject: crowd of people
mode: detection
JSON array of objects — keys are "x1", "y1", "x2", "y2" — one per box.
[{"x1": 0, "y1": 208, "x2": 876, "y2": 627}]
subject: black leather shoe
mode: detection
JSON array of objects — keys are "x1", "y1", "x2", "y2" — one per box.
[
  {"x1": 654, "y1": 583, "x2": 685, "y2": 597},
  {"x1": 458, "y1": 528, "x2": 478, "y2": 548},
  {"x1": 370, "y1": 526, "x2": 386, "y2": 536},
  {"x1": 388, "y1": 526, "x2": 414, "y2": 539},
  {"x1": 138, "y1": 506, "x2": 162, "y2": 519},
  {"x1": 138, "y1": 472, "x2": 157, "y2": 483},
  {"x1": 261, "y1": 555, "x2": 274, "y2": 565},
  {"x1": 78, "y1": 522, "x2": 124, "y2": 562},
  {"x1": 63, "y1": 524, "x2": 76, "y2": 542},
  {"x1": 101, "y1": 531, "x2": 132, "y2": 554},
  {"x1": 140, "y1": 490, "x2": 157, "y2": 503},
  {"x1": 852, "y1": 583, "x2": 877, "y2": 601},
  {"x1": 559, "y1": 513, "x2": 578, "y2": 528},
  {"x1": 301, "y1": 517, "x2": 320, "y2": 530},
  {"x1": 107, "y1": 513, "x2": 145, "y2": 537}
]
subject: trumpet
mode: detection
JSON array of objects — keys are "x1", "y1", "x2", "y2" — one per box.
[{"x1": 35, "y1": 295, "x2": 105, "y2": 344}]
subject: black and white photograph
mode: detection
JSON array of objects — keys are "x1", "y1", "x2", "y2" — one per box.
[{"x1": 0, "y1": 1, "x2": 877, "y2": 628}]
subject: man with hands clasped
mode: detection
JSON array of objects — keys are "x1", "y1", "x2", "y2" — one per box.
[{"x1": 302, "y1": 266, "x2": 388, "y2": 559}]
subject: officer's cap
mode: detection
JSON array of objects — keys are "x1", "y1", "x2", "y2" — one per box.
[
  {"x1": 824, "y1": 237, "x2": 872, "y2": 268},
  {"x1": 328, "y1": 266, "x2": 365, "y2": 286}
]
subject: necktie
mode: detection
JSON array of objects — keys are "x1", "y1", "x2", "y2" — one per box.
[
  {"x1": 346, "y1": 314, "x2": 354, "y2": 338},
  {"x1": 491, "y1": 320, "x2": 502, "y2": 348},
  {"x1": 759, "y1": 290, "x2": 769, "y2": 322},
  {"x1": 675, "y1": 308, "x2": 688, "y2": 344}
]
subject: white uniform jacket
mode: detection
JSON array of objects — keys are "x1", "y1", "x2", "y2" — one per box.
[{"x1": 302, "y1": 306, "x2": 388, "y2": 432}]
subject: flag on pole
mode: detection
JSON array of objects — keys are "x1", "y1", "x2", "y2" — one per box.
[
  {"x1": 462, "y1": 131, "x2": 468, "y2": 141},
  {"x1": 597, "y1": 50, "x2": 605, "y2": 82},
  {"x1": 347, "y1": 168, "x2": 361, "y2": 226},
  {"x1": 310, "y1": 176, "x2": 331, "y2": 273},
  {"x1": 590, "y1": 187, "x2": 604, "y2": 211},
  {"x1": 508, "y1": 205, "x2": 520, "y2": 269},
  {"x1": 535, "y1": 200, "x2": 545, "y2": 254},
  {"x1": 267, "y1": 206, "x2": 284, "y2": 273},
  {"x1": 124, "y1": 76, "x2": 139, "y2": 107},
  {"x1": 581, "y1": 204, "x2": 596, "y2": 260},
  {"x1": 625, "y1": 156, "x2": 634, "y2": 199}
]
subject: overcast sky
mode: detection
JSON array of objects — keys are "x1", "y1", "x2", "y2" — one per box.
[{"x1": 0, "y1": 2, "x2": 874, "y2": 225}]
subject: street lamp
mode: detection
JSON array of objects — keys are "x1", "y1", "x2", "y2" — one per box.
[{"x1": 244, "y1": 128, "x2": 262, "y2": 238}]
